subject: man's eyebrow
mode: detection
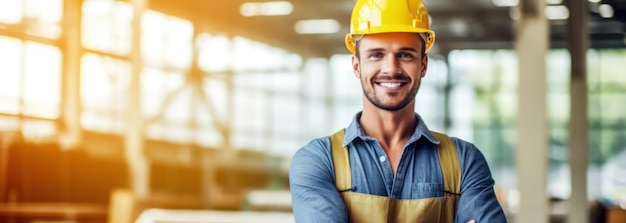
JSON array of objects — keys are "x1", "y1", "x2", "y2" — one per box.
[
  {"x1": 365, "y1": 47, "x2": 418, "y2": 53},
  {"x1": 365, "y1": 48, "x2": 385, "y2": 53},
  {"x1": 398, "y1": 47, "x2": 418, "y2": 52}
]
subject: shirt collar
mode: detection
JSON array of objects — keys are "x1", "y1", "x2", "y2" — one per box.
[{"x1": 343, "y1": 111, "x2": 440, "y2": 147}]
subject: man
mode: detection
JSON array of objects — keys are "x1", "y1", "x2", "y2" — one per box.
[{"x1": 289, "y1": 0, "x2": 507, "y2": 222}]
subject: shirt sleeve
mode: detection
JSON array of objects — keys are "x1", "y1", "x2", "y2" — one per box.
[
  {"x1": 289, "y1": 138, "x2": 349, "y2": 223},
  {"x1": 453, "y1": 139, "x2": 508, "y2": 223}
]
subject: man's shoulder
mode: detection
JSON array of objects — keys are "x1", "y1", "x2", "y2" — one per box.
[
  {"x1": 447, "y1": 136, "x2": 475, "y2": 148},
  {"x1": 305, "y1": 135, "x2": 332, "y2": 149},
  {"x1": 427, "y1": 132, "x2": 476, "y2": 149},
  {"x1": 442, "y1": 135, "x2": 484, "y2": 158},
  {"x1": 444, "y1": 135, "x2": 492, "y2": 171},
  {"x1": 293, "y1": 135, "x2": 333, "y2": 158},
  {"x1": 290, "y1": 135, "x2": 335, "y2": 174}
]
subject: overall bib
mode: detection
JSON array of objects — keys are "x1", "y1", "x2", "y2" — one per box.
[{"x1": 331, "y1": 130, "x2": 461, "y2": 223}]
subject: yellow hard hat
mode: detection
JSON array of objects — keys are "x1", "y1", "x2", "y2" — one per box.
[{"x1": 345, "y1": 0, "x2": 436, "y2": 54}]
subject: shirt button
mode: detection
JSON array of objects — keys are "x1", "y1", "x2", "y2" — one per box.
[{"x1": 379, "y1": 156, "x2": 386, "y2": 162}]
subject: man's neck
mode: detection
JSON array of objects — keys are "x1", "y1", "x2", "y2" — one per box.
[{"x1": 359, "y1": 104, "x2": 417, "y2": 150}]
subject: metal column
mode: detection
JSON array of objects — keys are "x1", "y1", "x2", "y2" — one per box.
[
  {"x1": 60, "y1": 0, "x2": 82, "y2": 149},
  {"x1": 514, "y1": 0, "x2": 550, "y2": 222},
  {"x1": 567, "y1": 0, "x2": 590, "y2": 222},
  {"x1": 126, "y1": 0, "x2": 150, "y2": 198}
]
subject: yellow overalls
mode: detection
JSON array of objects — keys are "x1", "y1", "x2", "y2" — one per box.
[{"x1": 331, "y1": 129, "x2": 461, "y2": 223}]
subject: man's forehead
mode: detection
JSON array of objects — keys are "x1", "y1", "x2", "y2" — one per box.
[{"x1": 359, "y1": 33, "x2": 423, "y2": 49}]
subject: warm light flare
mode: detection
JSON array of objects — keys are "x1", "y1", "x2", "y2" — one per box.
[
  {"x1": 294, "y1": 19, "x2": 340, "y2": 34},
  {"x1": 240, "y1": 1, "x2": 293, "y2": 17}
]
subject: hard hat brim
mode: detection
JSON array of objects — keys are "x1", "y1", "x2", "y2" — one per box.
[{"x1": 345, "y1": 30, "x2": 436, "y2": 55}]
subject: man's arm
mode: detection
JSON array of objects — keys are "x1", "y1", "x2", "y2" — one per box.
[
  {"x1": 289, "y1": 139, "x2": 348, "y2": 223},
  {"x1": 454, "y1": 140, "x2": 508, "y2": 223}
]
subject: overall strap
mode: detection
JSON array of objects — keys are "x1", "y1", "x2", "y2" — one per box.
[
  {"x1": 331, "y1": 129, "x2": 460, "y2": 195},
  {"x1": 431, "y1": 132, "x2": 461, "y2": 196},
  {"x1": 330, "y1": 129, "x2": 352, "y2": 191}
]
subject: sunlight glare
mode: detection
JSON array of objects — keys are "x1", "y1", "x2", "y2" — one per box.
[
  {"x1": 141, "y1": 11, "x2": 166, "y2": 65},
  {"x1": 82, "y1": 0, "x2": 132, "y2": 55},
  {"x1": 0, "y1": 0, "x2": 23, "y2": 24},
  {"x1": 165, "y1": 17, "x2": 193, "y2": 69},
  {"x1": 0, "y1": 37, "x2": 21, "y2": 97},
  {"x1": 0, "y1": 36, "x2": 22, "y2": 114},
  {"x1": 198, "y1": 34, "x2": 231, "y2": 72},
  {"x1": 23, "y1": 42, "x2": 61, "y2": 118},
  {"x1": 25, "y1": 0, "x2": 63, "y2": 23},
  {"x1": 81, "y1": 53, "x2": 113, "y2": 108}
]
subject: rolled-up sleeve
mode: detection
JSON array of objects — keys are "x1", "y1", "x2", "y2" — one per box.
[{"x1": 289, "y1": 139, "x2": 348, "y2": 223}]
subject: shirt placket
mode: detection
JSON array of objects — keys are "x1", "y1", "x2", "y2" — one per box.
[
  {"x1": 390, "y1": 141, "x2": 417, "y2": 198},
  {"x1": 368, "y1": 140, "x2": 395, "y2": 195}
]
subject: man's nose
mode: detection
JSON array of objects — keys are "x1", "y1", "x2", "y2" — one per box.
[{"x1": 381, "y1": 54, "x2": 400, "y2": 74}]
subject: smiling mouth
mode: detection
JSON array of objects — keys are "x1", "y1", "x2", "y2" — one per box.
[{"x1": 376, "y1": 82, "x2": 406, "y2": 89}]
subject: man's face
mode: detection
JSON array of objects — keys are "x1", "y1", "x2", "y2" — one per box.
[{"x1": 352, "y1": 32, "x2": 428, "y2": 111}]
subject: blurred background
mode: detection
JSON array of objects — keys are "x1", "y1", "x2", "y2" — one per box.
[{"x1": 0, "y1": 0, "x2": 625, "y2": 222}]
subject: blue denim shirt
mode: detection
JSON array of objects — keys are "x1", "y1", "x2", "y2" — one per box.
[{"x1": 289, "y1": 112, "x2": 507, "y2": 223}]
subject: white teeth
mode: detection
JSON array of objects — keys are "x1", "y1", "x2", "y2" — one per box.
[{"x1": 379, "y1": 82, "x2": 402, "y2": 88}]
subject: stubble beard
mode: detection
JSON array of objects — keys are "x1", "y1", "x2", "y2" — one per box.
[{"x1": 360, "y1": 75, "x2": 420, "y2": 112}]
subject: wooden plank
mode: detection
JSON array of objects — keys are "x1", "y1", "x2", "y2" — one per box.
[
  {"x1": 0, "y1": 203, "x2": 107, "y2": 218},
  {"x1": 134, "y1": 209, "x2": 294, "y2": 223}
]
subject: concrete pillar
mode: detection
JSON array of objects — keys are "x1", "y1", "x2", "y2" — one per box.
[
  {"x1": 126, "y1": 0, "x2": 150, "y2": 198},
  {"x1": 225, "y1": 59, "x2": 234, "y2": 150},
  {"x1": 440, "y1": 50, "x2": 453, "y2": 133},
  {"x1": 325, "y1": 58, "x2": 333, "y2": 133},
  {"x1": 514, "y1": 0, "x2": 550, "y2": 222},
  {"x1": 60, "y1": 0, "x2": 82, "y2": 149},
  {"x1": 567, "y1": 0, "x2": 589, "y2": 222}
]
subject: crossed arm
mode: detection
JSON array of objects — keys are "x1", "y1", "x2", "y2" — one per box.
[{"x1": 289, "y1": 139, "x2": 507, "y2": 223}]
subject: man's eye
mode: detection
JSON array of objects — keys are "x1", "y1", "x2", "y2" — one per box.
[
  {"x1": 398, "y1": 52, "x2": 414, "y2": 60},
  {"x1": 369, "y1": 52, "x2": 383, "y2": 58}
]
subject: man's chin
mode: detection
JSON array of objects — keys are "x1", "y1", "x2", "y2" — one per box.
[{"x1": 372, "y1": 102, "x2": 409, "y2": 112}]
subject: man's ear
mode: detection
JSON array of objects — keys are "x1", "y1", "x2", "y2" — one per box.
[
  {"x1": 421, "y1": 54, "x2": 428, "y2": 78},
  {"x1": 352, "y1": 55, "x2": 361, "y2": 78}
]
